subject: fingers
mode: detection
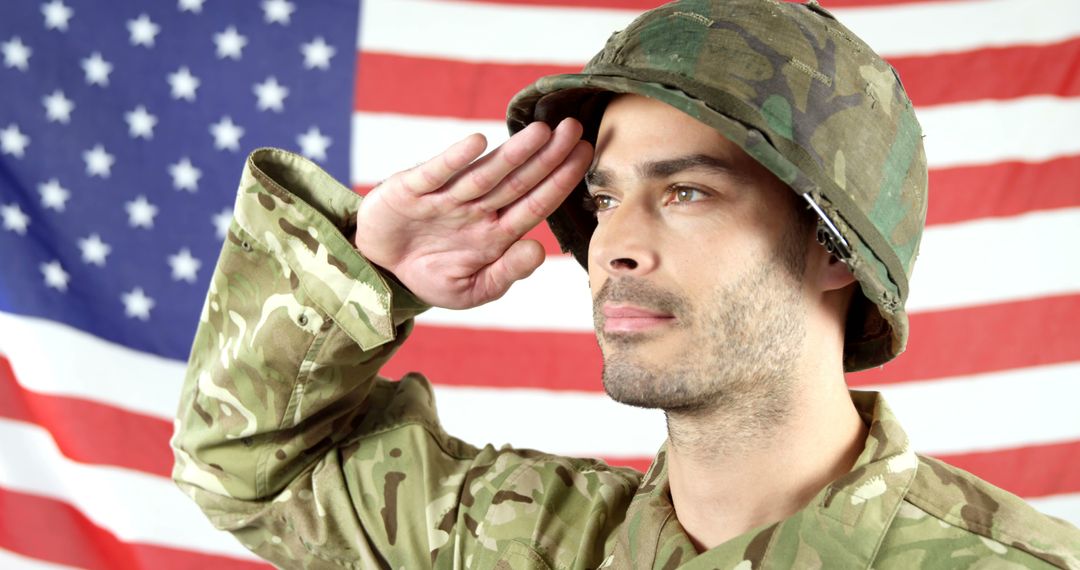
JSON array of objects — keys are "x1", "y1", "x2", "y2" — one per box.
[
  {"x1": 448, "y1": 121, "x2": 554, "y2": 203},
  {"x1": 499, "y1": 139, "x2": 593, "y2": 238},
  {"x1": 476, "y1": 239, "x2": 546, "y2": 303},
  {"x1": 478, "y1": 118, "x2": 585, "y2": 211},
  {"x1": 395, "y1": 133, "x2": 488, "y2": 196}
]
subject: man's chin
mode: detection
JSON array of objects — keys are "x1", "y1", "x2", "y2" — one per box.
[{"x1": 600, "y1": 357, "x2": 697, "y2": 411}]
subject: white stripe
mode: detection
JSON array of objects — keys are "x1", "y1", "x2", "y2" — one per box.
[
  {"x1": 835, "y1": 0, "x2": 1080, "y2": 57},
  {"x1": 352, "y1": 113, "x2": 507, "y2": 186},
  {"x1": 0, "y1": 419, "x2": 259, "y2": 561},
  {"x1": 440, "y1": 364, "x2": 1080, "y2": 458},
  {"x1": 905, "y1": 207, "x2": 1080, "y2": 313},
  {"x1": 0, "y1": 549, "x2": 80, "y2": 570},
  {"x1": 918, "y1": 97, "x2": 1080, "y2": 169},
  {"x1": 350, "y1": 98, "x2": 1080, "y2": 185},
  {"x1": 358, "y1": 0, "x2": 1080, "y2": 64},
  {"x1": 1027, "y1": 492, "x2": 1080, "y2": 527},
  {"x1": 3, "y1": 312, "x2": 1079, "y2": 460},
  {"x1": 0, "y1": 311, "x2": 183, "y2": 419},
  {"x1": 434, "y1": 385, "x2": 668, "y2": 457},
  {"x1": 360, "y1": 0, "x2": 636, "y2": 65},
  {"x1": 864, "y1": 361, "x2": 1080, "y2": 455},
  {"x1": 414, "y1": 207, "x2": 1080, "y2": 331}
]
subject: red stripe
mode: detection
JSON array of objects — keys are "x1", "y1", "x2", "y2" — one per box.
[
  {"x1": 386, "y1": 325, "x2": 605, "y2": 391},
  {"x1": 600, "y1": 456, "x2": 651, "y2": 473},
  {"x1": 0, "y1": 355, "x2": 173, "y2": 478},
  {"x1": 383, "y1": 295, "x2": 1080, "y2": 391},
  {"x1": 603, "y1": 439, "x2": 1080, "y2": 499},
  {"x1": 846, "y1": 294, "x2": 1080, "y2": 386},
  {"x1": 934, "y1": 440, "x2": 1080, "y2": 499},
  {"x1": 355, "y1": 52, "x2": 565, "y2": 120},
  {"x1": 355, "y1": 41, "x2": 1080, "y2": 119},
  {"x1": 925, "y1": 155, "x2": 1080, "y2": 226},
  {"x1": 894, "y1": 37, "x2": 1080, "y2": 107},
  {"x1": 0, "y1": 486, "x2": 268, "y2": 570}
]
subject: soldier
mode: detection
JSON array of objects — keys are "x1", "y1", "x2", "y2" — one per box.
[{"x1": 172, "y1": 1, "x2": 1080, "y2": 568}]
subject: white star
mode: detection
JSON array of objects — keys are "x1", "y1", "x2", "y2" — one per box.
[
  {"x1": 2, "y1": 37, "x2": 31, "y2": 71},
  {"x1": 169, "y1": 248, "x2": 202, "y2": 283},
  {"x1": 39, "y1": 179, "x2": 70, "y2": 211},
  {"x1": 78, "y1": 233, "x2": 111, "y2": 266},
  {"x1": 210, "y1": 116, "x2": 244, "y2": 151},
  {"x1": 297, "y1": 126, "x2": 331, "y2": 162},
  {"x1": 301, "y1": 37, "x2": 335, "y2": 70},
  {"x1": 82, "y1": 52, "x2": 112, "y2": 86},
  {"x1": 212, "y1": 208, "x2": 232, "y2": 239},
  {"x1": 126, "y1": 195, "x2": 158, "y2": 228},
  {"x1": 127, "y1": 14, "x2": 160, "y2": 47},
  {"x1": 122, "y1": 287, "x2": 155, "y2": 320},
  {"x1": 1, "y1": 203, "x2": 30, "y2": 235},
  {"x1": 42, "y1": 0, "x2": 74, "y2": 31},
  {"x1": 214, "y1": 26, "x2": 247, "y2": 60},
  {"x1": 262, "y1": 0, "x2": 295, "y2": 25},
  {"x1": 178, "y1": 0, "x2": 206, "y2": 13},
  {"x1": 41, "y1": 260, "x2": 70, "y2": 292},
  {"x1": 42, "y1": 90, "x2": 74, "y2": 123},
  {"x1": 83, "y1": 144, "x2": 114, "y2": 178},
  {"x1": 125, "y1": 105, "x2": 157, "y2": 139},
  {"x1": 167, "y1": 66, "x2": 200, "y2": 101},
  {"x1": 253, "y1": 76, "x2": 288, "y2": 112},
  {"x1": 1, "y1": 124, "x2": 30, "y2": 158},
  {"x1": 169, "y1": 157, "x2": 202, "y2": 191}
]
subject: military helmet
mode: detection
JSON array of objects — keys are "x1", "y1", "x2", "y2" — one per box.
[{"x1": 506, "y1": 0, "x2": 928, "y2": 371}]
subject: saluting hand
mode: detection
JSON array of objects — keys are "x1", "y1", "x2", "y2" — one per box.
[{"x1": 354, "y1": 118, "x2": 592, "y2": 310}]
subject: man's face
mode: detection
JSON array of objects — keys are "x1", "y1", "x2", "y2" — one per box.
[{"x1": 587, "y1": 95, "x2": 812, "y2": 417}]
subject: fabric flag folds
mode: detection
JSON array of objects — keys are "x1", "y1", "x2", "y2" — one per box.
[{"x1": 1, "y1": 0, "x2": 1078, "y2": 567}]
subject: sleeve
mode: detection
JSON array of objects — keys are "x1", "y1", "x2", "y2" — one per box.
[
  {"x1": 171, "y1": 148, "x2": 458, "y2": 567},
  {"x1": 171, "y1": 148, "x2": 641, "y2": 569}
]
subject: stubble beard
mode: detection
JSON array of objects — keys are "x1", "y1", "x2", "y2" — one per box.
[{"x1": 593, "y1": 236, "x2": 808, "y2": 439}]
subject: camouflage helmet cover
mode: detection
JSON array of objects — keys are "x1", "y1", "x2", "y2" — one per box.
[{"x1": 506, "y1": 0, "x2": 928, "y2": 371}]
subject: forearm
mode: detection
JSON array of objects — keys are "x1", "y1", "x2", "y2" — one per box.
[{"x1": 171, "y1": 148, "x2": 427, "y2": 503}]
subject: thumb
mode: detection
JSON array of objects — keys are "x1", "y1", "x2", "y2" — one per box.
[{"x1": 476, "y1": 239, "x2": 546, "y2": 303}]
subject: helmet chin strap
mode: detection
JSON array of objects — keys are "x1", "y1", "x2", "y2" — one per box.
[{"x1": 802, "y1": 193, "x2": 852, "y2": 263}]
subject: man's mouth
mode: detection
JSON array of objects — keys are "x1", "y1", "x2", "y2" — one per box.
[{"x1": 601, "y1": 303, "x2": 677, "y2": 333}]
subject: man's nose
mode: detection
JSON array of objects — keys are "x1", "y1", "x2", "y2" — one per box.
[{"x1": 589, "y1": 204, "x2": 660, "y2": 276}]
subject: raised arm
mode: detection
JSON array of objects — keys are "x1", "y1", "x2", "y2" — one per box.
[{"x1": 171, "y1": 120, "x2": 593, "y2": 567}]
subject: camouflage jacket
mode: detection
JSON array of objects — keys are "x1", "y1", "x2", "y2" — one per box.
[{"x1": 172, "y1": 149, "x2": 1080, "y2": 569}]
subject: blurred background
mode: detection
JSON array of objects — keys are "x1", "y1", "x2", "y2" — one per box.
[{"x1": 1, "y1": 0, "x2": 1078, "y2": 567}]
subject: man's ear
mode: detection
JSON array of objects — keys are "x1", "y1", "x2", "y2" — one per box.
[{"x1": 808, "y1": 235, "x2": 857, "y2": 293}]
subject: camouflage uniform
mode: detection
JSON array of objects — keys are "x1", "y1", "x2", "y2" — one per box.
[{"x1": 172, "y1": 148, "x2": 1080, "y2": 569}]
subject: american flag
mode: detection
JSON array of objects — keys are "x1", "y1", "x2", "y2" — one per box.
[{"x1": 1, "y1": 0, "x2": 1078, "y2": 567}]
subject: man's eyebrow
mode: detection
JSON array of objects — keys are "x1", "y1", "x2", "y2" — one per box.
[
  {"x1": 639, "y1": 154, "x2": 737, "y2": 179},
  {"x1": 584, "y1": 154, "x2": 738, "y2": 188},
  {"x1": 584, "y1": 168, "x2": 611, "y2": 188}
]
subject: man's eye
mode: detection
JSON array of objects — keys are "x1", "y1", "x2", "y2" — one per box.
[
  {"x1": 583, "y1": 193, "x2": 618, "y2": 214},
  {"x1": 670, "y1": 186, "x2": 709, "y2": 203}
]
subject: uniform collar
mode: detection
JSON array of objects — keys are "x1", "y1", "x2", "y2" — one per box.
[{"x1": 608, "y1": 391, "x2": 918, "y2": 569}]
